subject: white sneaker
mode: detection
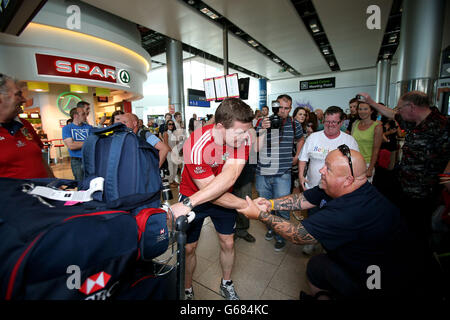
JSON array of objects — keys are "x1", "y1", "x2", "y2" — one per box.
[
  {"x1": 219, "y1": 280, "x2": 240, "y2": 300},
  {"x1": 184, "y1": 288, "x2": 194, "y2": 300}
]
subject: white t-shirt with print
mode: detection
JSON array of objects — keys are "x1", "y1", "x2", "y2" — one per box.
[{"x1": 299, "y1": 130, "x2": 359, "y2": 189}]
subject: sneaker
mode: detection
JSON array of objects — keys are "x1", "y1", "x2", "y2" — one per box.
[
  {"x1": 219, "y1": 280, "x2": 240, "y2": 300},
  {"x1": 264, "y1": 230, "x2": 274, "y2": 241},
  {"x1": 185, "y1": 288, "x2": 194, "y2": 300},
  {"x1": 235, "y1": 232, "x2": 256, "y2": 243},
  {"x1": 274, "y1": 240, "x2": 286, "y2": 252}
]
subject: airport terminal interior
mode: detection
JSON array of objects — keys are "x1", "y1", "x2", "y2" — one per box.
[{"x1": 1, "y1": 0, "x2": 450, "y2": 301}]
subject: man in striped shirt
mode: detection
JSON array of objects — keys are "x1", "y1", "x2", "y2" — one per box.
[
  {"x1": 169, "y1": 98, "x2": 254, "y2": 300},
  {"x1": 256, "y1": 94, "x2": 305, "y2": 251}
]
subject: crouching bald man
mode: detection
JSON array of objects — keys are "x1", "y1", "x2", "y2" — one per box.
[{"x1": 238, "y1": 146, "x2": 416, "y2": 299}]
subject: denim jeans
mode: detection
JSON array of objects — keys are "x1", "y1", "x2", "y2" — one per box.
[
  {"x1": 70, "y1": 157, "x2": 84, "y2": 181},
  {"x1": 255, "y1": 171, "x2": 291, "y2": 243}
]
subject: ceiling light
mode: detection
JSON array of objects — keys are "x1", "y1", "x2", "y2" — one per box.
[
  {"x1": 248, "y1": 39, "x2": 259, "y2": 47},
  {"x1": 273, "y1": 57, "x2": 281, "y2": 63},
  {"x1": 70, "y1": 84, "x2": 88, "y2": 93},
  {"x1": 200, "y1": 7, "x2": 219, "y2": 19},
  {"x1": 322, "y1": 47, "x2": 330, "y2": 55},
  {"x1": 388, "y1": 34, "x2": 397, "y2": 43},
  {"x1": 27, "y1": 82, "x2": 49, "y2": 92},
  {"x1": 309, "y1": 19, "x2": 320, "y2": 33},
  {"x1": 96, "y1": 87, "x2": 110, "y2": 96}
]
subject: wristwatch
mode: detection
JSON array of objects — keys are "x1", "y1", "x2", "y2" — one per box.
[{"x1": 182, "y1": 197, "x2": 194, "y2": 210}]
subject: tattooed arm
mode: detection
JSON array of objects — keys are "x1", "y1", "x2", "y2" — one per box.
[
  {"x1": 258, "y1": 211, "x2": 317, "y2": 245},
  {"x1": 272, "y1": 193, "x2": 316, "y2": 211}
]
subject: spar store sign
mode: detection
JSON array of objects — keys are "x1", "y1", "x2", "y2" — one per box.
[{"x1": 35, "y1": 53, "x2": 130, "y2": 86}]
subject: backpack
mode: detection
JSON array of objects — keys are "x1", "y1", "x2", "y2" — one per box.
[{"x1": 82, "y1": 123, "x2": 162, "y2": 213}]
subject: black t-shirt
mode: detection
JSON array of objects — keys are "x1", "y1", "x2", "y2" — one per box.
[{"x1": 302, "y1": 183, "x2": 411, "y2": 286}]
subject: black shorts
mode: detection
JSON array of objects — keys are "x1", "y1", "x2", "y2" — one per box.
[
  {"x1": 306, "y1": 254, "x2": 364, "y2": 298},
  {"x1": 179, "y1": 194, "x2": 237, "y2": 244}
]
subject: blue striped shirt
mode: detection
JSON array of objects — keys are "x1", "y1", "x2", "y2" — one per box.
[{"x1": 256, "y1": 117, "x2": 303, "y2": 176}]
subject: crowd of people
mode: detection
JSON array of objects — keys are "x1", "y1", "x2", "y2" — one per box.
[{"x1": 1, "y1": 71, "x2": 449, "y2": 300}]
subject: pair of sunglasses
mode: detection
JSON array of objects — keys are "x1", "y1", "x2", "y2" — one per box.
[{"x1": 337, "y1": 144, "x2": 354, "y2": 177}]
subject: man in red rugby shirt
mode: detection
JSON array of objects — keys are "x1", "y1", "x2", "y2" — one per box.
[
  {"x1": 0, "y1": 74, "x2": 53, "y2": 179},
  {"x1": 169, "y1": 98, "x2": 254, "y2": 300}
]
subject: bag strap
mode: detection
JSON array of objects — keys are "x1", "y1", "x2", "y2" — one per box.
[
  {"x1": 82, "y1": 134, "x2": 100, "y2": 179},
  {"x1": 104, "y1": 131, "x2": 130, "y2": 201}
]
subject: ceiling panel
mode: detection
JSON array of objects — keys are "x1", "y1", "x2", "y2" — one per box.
[
  {"x1": 313, "y1": 0, "x2": 392, "y2": 70},
  {"x1": 82, "y1": 0, "x2": 287, "y2": 79},
  {"x1": 204, "y1": 0, "x2": 329, "y2": 75}
]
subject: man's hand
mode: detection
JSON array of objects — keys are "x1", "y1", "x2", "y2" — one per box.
[
  {"x1": 237, "y1": 196, "x2": 265, "y2": 220},
  {"x1": 261, "y1": 117, "x2": 271, "y2": 129},
  {"x1": 357, "y1": 92, "x2": 375, "y2": 106},
  {"x1": 299, "y1": 175, "x2": 308, "y2": 191},
  {"x1": 168, "y1": 202, "x2": 191, "y2": 219},
  {"x1": 253, "y1": 197, "x2": 271, "y2": 212}
]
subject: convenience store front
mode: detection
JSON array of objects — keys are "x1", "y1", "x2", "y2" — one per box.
[{"x1": 0, "y1": 0, "x2": 151, "y2": 159}]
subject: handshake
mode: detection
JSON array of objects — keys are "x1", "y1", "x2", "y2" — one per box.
[{"x1": 237, "y1": 196, "x2": 273, "y2": 220}]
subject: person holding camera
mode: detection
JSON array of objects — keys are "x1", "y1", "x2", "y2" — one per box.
[{"x1": 255, "y1": 94, "x2": 305, "y2": 251}]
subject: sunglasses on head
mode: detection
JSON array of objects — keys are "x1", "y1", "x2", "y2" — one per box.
[{"x1": 337, "y1": 144, "x2": 354, "y2": 177}]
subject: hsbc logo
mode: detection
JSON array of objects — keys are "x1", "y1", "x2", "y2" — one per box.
[{"x1": 79, "y1": 271, "x2": 111, "y2": 295}]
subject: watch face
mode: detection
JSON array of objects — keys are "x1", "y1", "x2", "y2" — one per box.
[{"x1": 183, "y1": 198, "x2": 191, "y2": 207}]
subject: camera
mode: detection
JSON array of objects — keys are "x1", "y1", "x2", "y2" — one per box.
[
  {"x1": 269, "y1": 101, "x2": 282, "y2": 129},
  {"x1": 356, "y1": 94, "x2": 366, "y2": 102}
]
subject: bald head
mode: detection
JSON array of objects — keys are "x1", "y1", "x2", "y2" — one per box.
[
  {"x1": 319, "y1": 148, "x2": 367, "y2": 198},
  {"x1": 116, "y1": 113, "x2": 139, "y2": 133}
]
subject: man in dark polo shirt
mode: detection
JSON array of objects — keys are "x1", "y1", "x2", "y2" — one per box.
[{"x1": 239, "y1": 147, "x2": 414, "y2": 299}]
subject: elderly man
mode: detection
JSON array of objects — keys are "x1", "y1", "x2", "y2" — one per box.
[
  {"x1": 239, "y1": 146, "x2": 414, "y2": 299},
  {"x1": 115, "y1": 113, "x2": 169, "y2": 168},
  {"x1": 357, "y1": 91, "x2": 449, "y2": 294},
  {"x1": 0, "y1": 73, "x2": 53, "y2": 178}
]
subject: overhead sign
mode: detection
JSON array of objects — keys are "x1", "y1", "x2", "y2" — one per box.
[
  {"x1": 188, "y1": 89, "x2": 210, "y2": 108},
  {"x1": 35, "y1": 53, "x2": 130, "y2": 86},
  {"x1": 300, "y1": 77, "x2": 335, "y2": 91}
]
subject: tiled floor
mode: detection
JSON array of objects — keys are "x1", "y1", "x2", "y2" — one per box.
[{"x1": 50, "y1": 160, "x2": 311, "y2": 300}]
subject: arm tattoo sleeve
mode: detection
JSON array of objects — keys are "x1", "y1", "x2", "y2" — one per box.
[
  {"x1": 272, "y1": 193, "x2": 306, "y2": 211},
  {"x1": 258, "y1": 211, "x2": 317, "y2": 245}
]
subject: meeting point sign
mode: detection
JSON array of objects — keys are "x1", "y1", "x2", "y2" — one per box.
[{"x1": 35, "y1": 53, "x2": 131, "y2": 87}]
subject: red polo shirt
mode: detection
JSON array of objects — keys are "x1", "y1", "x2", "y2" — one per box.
[
  {"x1": 179, "y1": 124, "x2": 250, "y2": 197},
  {"x1": 0, "y1": 118, "x2": 48, "y2": 179}
]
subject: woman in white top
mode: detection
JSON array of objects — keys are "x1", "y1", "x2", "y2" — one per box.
[{"x1": 163, "y1": 120, "x2": 179, "y2": 187}]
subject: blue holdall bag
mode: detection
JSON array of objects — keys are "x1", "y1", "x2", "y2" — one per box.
[
  {"x1": 81, "y1": 123, "x2": 162, "y2": 213},
  {"x1": 0, "y1": 124, "x2": 173, "y2": 300}
]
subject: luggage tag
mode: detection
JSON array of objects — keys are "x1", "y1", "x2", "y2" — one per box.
[{"x1": 28, "y1": 177, "x2": 104, "y2": 204}]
